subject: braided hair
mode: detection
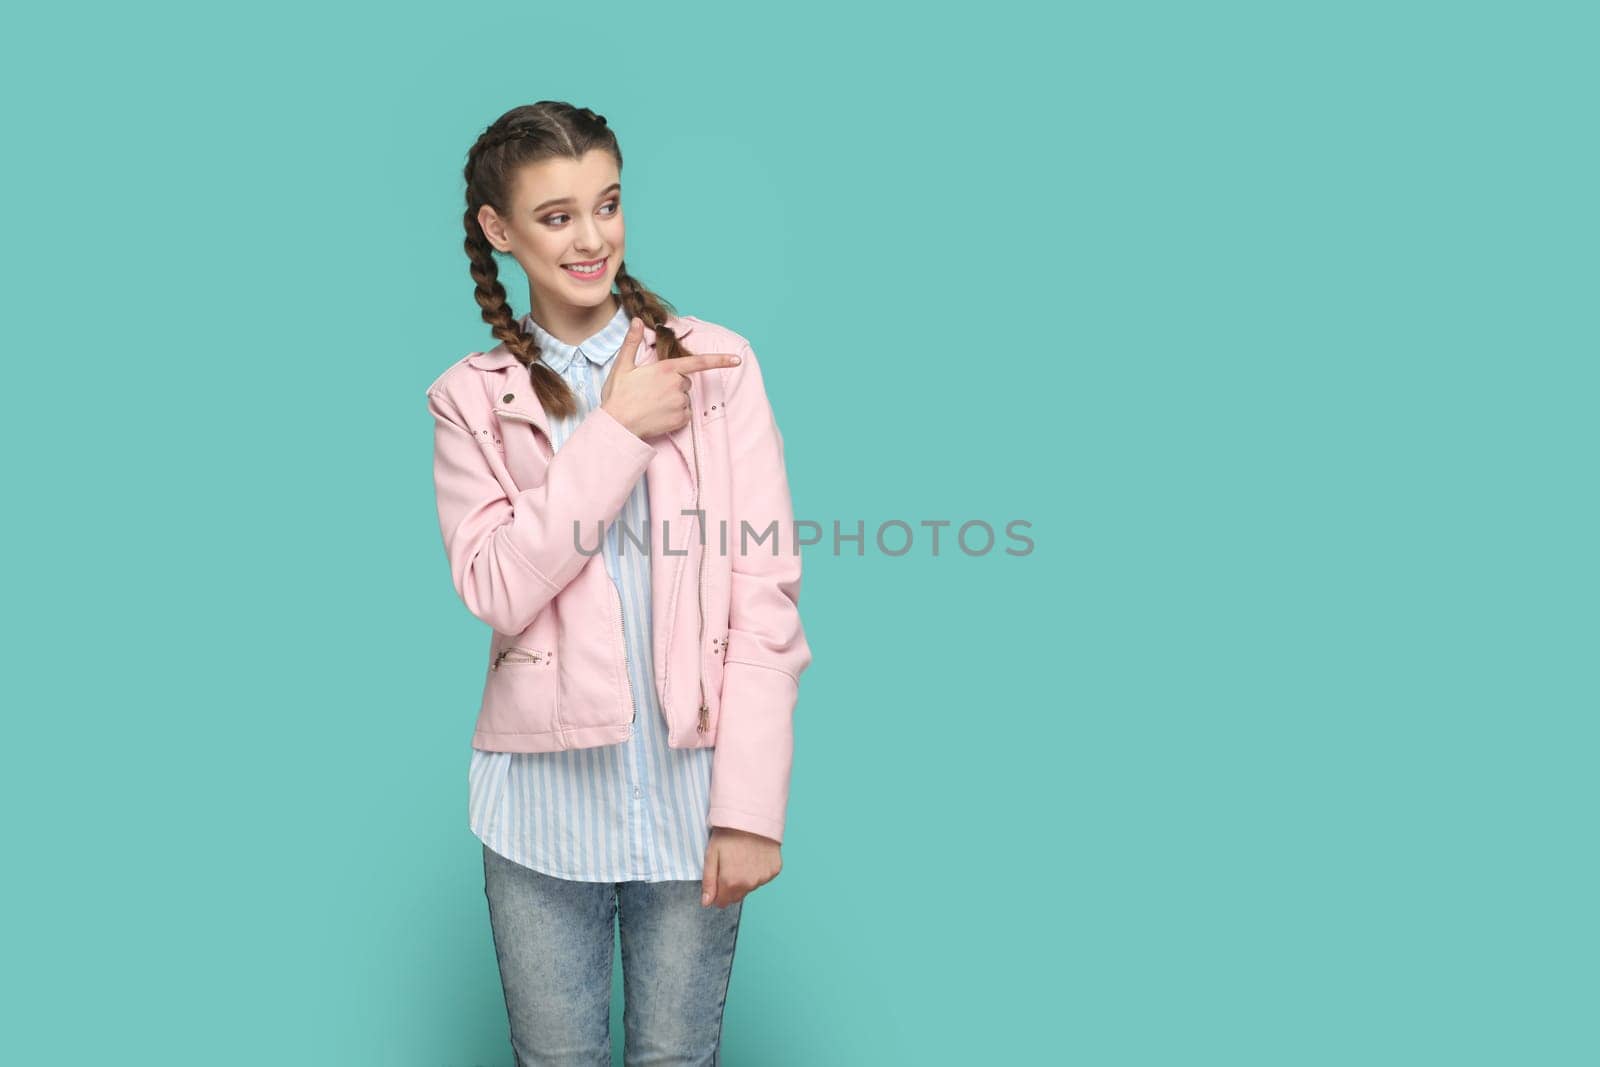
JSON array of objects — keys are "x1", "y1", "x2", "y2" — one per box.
[{"x1": 462, "y1": 102, "x2": 688, "y2": 419}]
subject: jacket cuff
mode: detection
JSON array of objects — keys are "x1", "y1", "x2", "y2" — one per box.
[
  {"x1": 707, "y1": 660, "x2": 799, "y2": 845},
  {"x1": 707, "y1": 805, "x2": 786, "y2": 843},
  {"x1": 584, "y1": 404, "x2": 655, "y2": 458}
]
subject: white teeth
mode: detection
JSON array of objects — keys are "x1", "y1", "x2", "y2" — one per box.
[{"x1": 564, "y1": 259, "x2": 604, "y2": 274}]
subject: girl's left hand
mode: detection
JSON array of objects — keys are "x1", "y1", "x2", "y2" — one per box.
[{"x1": 701, "y1": 827, "x2": 782, "y2": 907}]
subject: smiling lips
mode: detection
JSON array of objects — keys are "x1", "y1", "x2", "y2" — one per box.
[{"x1": 562, "y1": 256, "x2": 608, "y2": 281}]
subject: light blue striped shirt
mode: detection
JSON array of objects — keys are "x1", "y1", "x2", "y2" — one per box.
[{"x1": 468, "y1": 304, "x2": 716, "y2": 883}]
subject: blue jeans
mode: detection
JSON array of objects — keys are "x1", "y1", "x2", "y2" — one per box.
[{"x1": 481, "y1": 843, "x2": 744, "y2": 1066}]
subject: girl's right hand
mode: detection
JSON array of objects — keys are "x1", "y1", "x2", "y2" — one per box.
[{"x1": 600, "y1": 317, "x2": 741, "y2": 438}]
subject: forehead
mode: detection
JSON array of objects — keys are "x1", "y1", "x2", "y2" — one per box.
[{"x1": 511, "y1": 149, "x2": 620, "y2": 210}]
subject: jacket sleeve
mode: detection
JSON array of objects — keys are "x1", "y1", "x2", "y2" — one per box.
[
  {"x1": 426, "y1": 381, "x2": 658, "y2": 635},
  {"x1": 706, "y1": 338, "x2": 813, "y2": 844}
]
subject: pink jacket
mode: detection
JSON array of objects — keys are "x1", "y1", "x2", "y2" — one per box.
[{"x1": 424, "y1": 314, "x2": 811, "y2": 843}]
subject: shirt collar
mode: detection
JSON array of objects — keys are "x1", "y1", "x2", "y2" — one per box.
[{"x1": 519, "y1": 305, "x2": 632, "y2": 375}]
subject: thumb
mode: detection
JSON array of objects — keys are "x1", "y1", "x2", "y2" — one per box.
[
  {"x1": 606, "y1": 316, "x2": 644, "y2": 387},
  {"x1": 701, "y1": 839, "x2": 719, "y2": 907}
]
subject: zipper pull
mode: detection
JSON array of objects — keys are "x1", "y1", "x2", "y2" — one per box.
[{"x1": 697, "y1": 703, "x2": 710, "y2": 733}]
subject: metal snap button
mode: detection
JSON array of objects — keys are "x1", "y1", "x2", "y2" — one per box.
[{"x1": 502, "y1": 393, "x2": 515, "y2": 403}]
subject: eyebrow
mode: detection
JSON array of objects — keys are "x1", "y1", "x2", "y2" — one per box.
[{"x1": 531, "y1": 183, "x2": 622, "y2": 214}]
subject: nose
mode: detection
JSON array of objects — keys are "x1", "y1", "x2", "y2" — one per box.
[{"x1": 573, "y1": 215, "x2": 604, "y2": 256}]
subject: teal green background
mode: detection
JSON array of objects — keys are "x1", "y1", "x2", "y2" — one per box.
[{"x1": 3, "y1": 1, "x2": 1594, "y2": 1063}]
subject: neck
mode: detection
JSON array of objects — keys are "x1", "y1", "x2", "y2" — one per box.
[{"x1": 526, "y1": 292, "x2": 622, "y2": 346}]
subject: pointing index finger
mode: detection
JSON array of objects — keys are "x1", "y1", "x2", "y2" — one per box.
[{"x1": 669, "y1": 351, "x2": 743, "y2": 374}]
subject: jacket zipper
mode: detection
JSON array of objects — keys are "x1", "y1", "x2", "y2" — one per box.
[{"x1": 690, "y1": 405, "x2": 709, "y2": 734}]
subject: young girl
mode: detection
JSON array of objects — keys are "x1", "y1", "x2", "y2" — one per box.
[{"x1": 425, "y1": 101, "x2": 812, "y2": 1063}]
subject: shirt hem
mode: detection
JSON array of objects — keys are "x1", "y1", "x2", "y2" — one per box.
[{"x1": 475, "y1": 832, "x2": 705, "y2": 884}]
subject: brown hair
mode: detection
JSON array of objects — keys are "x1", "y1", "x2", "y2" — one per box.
[{"x1": 462, "y1": 101, "x2": 687, "y2": 418}]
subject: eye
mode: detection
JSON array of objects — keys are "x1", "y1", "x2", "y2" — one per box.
[{"x1": 542, "y1": 200, "x2": 618, "y2": 226}]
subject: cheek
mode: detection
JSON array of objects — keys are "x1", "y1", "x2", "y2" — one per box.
[{"x1": 529, "y1": 231, "x2": 568, "y2": 264}]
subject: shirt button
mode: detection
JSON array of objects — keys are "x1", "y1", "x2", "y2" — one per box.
[{"x1": 633, "y1": 786, "x2": 643, "y2": 799}]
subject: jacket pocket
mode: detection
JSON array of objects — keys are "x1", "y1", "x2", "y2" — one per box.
[
  {"x1": 492, "y1": 645, "x2": 551, "y2": 668},
  {"x1": 479, "y1": 644, "x2": 560, "y2": 737}
]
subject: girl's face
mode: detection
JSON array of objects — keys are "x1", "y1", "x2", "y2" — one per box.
[{"x1": 481, "y1": 149, "x2": 626, "y2": 323}]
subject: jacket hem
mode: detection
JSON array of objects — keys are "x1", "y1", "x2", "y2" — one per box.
[{"x1": 473, "y1": 720, "x2": 634, "y2": 752}]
